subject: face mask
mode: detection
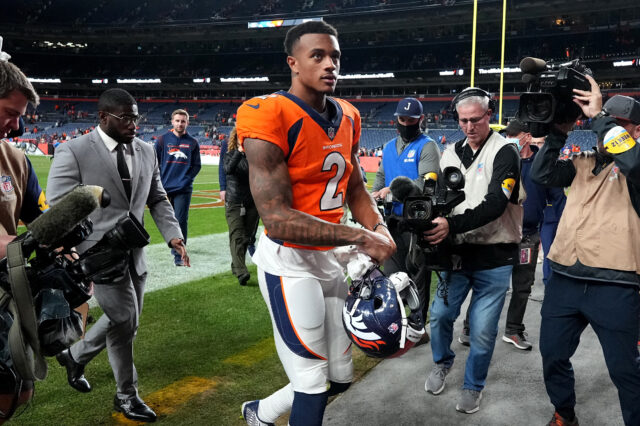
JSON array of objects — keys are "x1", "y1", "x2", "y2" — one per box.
[
  {"x1": 397, "y1": 121, "x2": 421, "y2": 142},
  {"x1": 506, "y1": 137, "x2": 523, "y2": 152}
]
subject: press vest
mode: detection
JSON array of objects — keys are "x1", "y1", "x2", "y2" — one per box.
[
  {"x1": 441, "y1": 132, "x2": 523, "y2": 245},
  {"x1": 0, "y1": 143, "x2": 29, "y2": 236},
  {"x1": 548, "y1": 152, "x2": 640, "y2": 274},
  {"x1": 382, "y1": 134, "x2": 429, "y2": 215}
]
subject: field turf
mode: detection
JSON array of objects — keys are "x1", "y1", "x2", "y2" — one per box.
[{"x1": 10, "y1": 156, "x2": 381, "y2": 425}]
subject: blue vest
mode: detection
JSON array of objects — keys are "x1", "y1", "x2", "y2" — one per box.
[{"x1": 382, "y1": 134, "x2": 431, "y2": 215}]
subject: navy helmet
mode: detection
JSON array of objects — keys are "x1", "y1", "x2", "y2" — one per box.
[{"x1": 342, "y1": 267, "x2": 425, "y2": 358}]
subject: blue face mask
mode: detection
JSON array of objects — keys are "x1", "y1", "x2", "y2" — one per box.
[{"x1": 506, "y1": 137, "x2": 524, "y2": 152}]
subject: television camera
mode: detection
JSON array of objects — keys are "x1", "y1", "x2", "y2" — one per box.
[
  {"x1": 517, "y1": 56, "x2": 593, "y2": 137},
  {"x1": 389, "y1": 167, "x2": 465, "y2": 271}
]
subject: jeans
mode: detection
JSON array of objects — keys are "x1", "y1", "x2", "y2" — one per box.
[
  {"x1": 430, "y1": 265, "x2": 512, "y2": 391},
  {"x1": 505, "y1": 232, "x2": 540, "y2": 334},
  {"x1": 168, "y1": 191, "x2": 192, "y2": 262},
  {"x1": 540, "y1": 272, "x2": 640, "y2": 425}
]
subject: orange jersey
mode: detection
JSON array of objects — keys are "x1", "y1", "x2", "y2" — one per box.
[{"x1": 236, "y1": 91, "x2": 361, "y2": 249}]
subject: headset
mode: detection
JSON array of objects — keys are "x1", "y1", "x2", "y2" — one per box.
[{"x1": 450, "y1": 87, "x2": 496, "y2": 122}]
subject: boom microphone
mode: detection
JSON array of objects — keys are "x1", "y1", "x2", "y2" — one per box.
[
  {"x1": 28, "y1": 185, "x2": 109, "y2": 246},
  {"x1": 519, "y1": 57, "x2": 547, "y2": 75},
  {"x1": 390, "y1": 176, "x2": 422, "y2": 203}
]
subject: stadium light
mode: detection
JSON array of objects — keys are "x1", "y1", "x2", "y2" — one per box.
[
  {"x1": 220, "y1": 77, "x2": 269, "y2": 82},
  {"x1": 28, "y1": 78, "x2": 62, "y2": 83},
  {"x1": 247, "y1": 17, "x2": 322, "y2": 29},
  {"x1": 478, "y1": 67, "x2": 520, "y2": 74},
  {"x1": 339, "y1": 73, "x2": 395, "y2": 80},
  {"x1": 116, "y1": 78, "x2": 162, "y2": 84},
  {"x1": 92, "y1": 79, "x2": 109, "y2": 84}
]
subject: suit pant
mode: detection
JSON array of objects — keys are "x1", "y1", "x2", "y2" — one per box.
[{"x1": 70, "y1": 266, "x2": 146, "y2": 399}]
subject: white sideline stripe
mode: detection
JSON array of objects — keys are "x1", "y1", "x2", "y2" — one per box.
[{"x1": 87, "y1": 228, "x2": 262, "y2": 308}]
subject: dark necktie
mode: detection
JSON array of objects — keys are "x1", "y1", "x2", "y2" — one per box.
[{"x1": 116, "y1": 143, "x2": 132, "y2": 201}]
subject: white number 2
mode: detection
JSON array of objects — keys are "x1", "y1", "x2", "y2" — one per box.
[{"x1": 320, "y1": 152, "x2": 347, "y2": 211}]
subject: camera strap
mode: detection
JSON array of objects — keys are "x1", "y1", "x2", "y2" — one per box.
[{"x1": 4, "y1": 240, "x2": 47, "y2": 381}]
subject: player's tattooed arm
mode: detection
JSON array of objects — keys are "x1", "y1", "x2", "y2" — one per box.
[
  {"x1": 346, "y1": 144, "x2": 396, "y2": 262},
  {"x1": 244, "y1": 138, "x2": 392, "y2": 260}
]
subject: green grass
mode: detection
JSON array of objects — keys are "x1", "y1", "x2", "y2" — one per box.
[
  {"x1": 25, "y1": 156, "x2": 227, "y2": 243},
  {"x1": 9, "y1": 267, "x2": 380, "y2": 425},
  {"x1": 9, "y1": 156, "x2": 384, "y2": 425}
]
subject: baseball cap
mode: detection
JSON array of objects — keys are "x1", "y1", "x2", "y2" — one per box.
[
  {"x1": 394, "y1": 98, "x2": 423, "y2": 118},
  {"x1": 603, "y1": 95, "x2": 640, "y2": 124},
  {"x1": 502, "y1": 118, "x2": 529, "y2": 136}
]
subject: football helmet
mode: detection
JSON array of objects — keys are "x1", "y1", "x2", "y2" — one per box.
[{"x1": 342, "y1": 266, "x2": 425, "y2": 358}]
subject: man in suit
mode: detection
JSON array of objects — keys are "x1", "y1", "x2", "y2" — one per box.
[{"x1": 47, "y1": 88, "x2": 189, "y2": 423}]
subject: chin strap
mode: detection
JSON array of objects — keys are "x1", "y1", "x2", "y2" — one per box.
[{"x1": 388, "y1": 272, "x2": 426, "y2": 349}]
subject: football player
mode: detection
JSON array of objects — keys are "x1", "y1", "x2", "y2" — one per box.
[{"x1": 236, "y1": 21, "x2": 396, "y2": 426}]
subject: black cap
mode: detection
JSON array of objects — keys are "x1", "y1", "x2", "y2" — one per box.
[
  {"x1": 502, "y1": 118, "x2": 529, "y2": 136},
  {"x1": 603, "y1": 95, "x2": 640, "y2": 125}
]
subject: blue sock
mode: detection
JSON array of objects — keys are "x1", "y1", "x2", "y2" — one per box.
[{"x1": 289, "y1": 391, "x2": 328, "y2": 426}]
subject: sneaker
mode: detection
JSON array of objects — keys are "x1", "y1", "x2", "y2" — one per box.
[
  {"x1": 241, "y1": 400, "x2": 274, "y2": 426},
  {"x1": 548, "y1": 411, "x2": 579, "y2": 426},
  {"x1": 458, "y1": 326, "x2": 470, "y2": 347},
  {"x1": 455, "y1": 389, "x2": 482, "y2": 414},
  {"x1": 174, "y1": 258, "x2": 184, "y2": 267},
  {"x1": 425, "y1": 363, "x2": 450, "y2": 395},
  {"x1": 502, "y1": 332, "x2": 533, "y2": 351}
]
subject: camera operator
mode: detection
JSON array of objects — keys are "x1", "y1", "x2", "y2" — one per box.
[
  {"x1": 47, "y1": 88, "x2": 189, "y2": 423},
  {"x1": 0, "y1": 58, "x2": 49, "y2": 422},
  {"x1": 371, "y1": 97, "x2": 440, "y2": 328},
  {"x1": 531, "y1": 77, "x2": 640, "y2": 426},
  {"x1": 423, "y1": 88, "x2": 523, "y2": 415}
]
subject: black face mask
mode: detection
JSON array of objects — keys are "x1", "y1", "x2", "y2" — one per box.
[{"x1": 396, "y1": 121, "x2": 421, "y2": 142}]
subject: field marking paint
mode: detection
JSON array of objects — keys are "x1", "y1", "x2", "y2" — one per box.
[
  {"x1": 223, "y1": 337, "x2": 276, "y2": 367},
  {"x1": 112, "y1": 376, "x2": 218, "y2": 424}
]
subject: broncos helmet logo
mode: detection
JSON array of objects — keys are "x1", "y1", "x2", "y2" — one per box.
[
  {"x1": 342, "y1": 305, "x2": 386, "y2": 351},
  {"x1": 168, "y1": 148, "x2": 188, "y2": 159}
]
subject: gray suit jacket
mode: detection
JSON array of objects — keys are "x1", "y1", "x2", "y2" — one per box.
[{"x1": 47, "y1": 129, "x2": 183, "y2": 276}]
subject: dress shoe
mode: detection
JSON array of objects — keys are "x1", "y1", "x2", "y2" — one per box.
[
  {"x1": 238, "y1": 273, "x2": 250, "y2": 286},
  {"x1": 56, "y1": 349, "x2": 91, "y2": 393},
  {"x1": 114, "y1": 395, "x2": 157, "y2": 423}
]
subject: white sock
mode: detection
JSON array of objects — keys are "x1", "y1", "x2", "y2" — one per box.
[{"x1": 257, "y1": 383, "x2": 294, "y2": 423}]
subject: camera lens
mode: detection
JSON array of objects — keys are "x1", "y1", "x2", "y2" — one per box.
[
  {"x1": 407, "y1": 200, "x2": 431, "y2": 221},
  {"x1": 526, "y1": 98, "x2": 553, "y2": 122}
]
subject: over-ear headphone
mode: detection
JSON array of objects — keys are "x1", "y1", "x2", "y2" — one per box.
[{"x1": 450, "y1": 87, "x2": 496, "y2": 121}]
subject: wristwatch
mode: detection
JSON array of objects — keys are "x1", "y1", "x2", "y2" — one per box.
[{"x1": 594, "y1": 110, "x2": 609, "y2": 120}]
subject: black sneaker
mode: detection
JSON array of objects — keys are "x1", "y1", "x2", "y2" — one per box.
[{"x1": 458, "y1": 326, "x2": 470, "y2": 347}]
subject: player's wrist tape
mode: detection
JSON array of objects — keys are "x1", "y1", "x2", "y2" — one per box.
[{"x1": 372, "y1": 222, "x2": 388, "y2": 232}]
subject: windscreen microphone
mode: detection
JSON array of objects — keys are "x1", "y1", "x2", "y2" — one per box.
[
  {"x1": 28, "y1": 185, "x2": 109, "y2": 246},
  {"x1": 519, "y1": 57, "x2": 547, "y2": 75},
  {"x1": 389, "y1": 176, "x2": 422, "y2": 203}
]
